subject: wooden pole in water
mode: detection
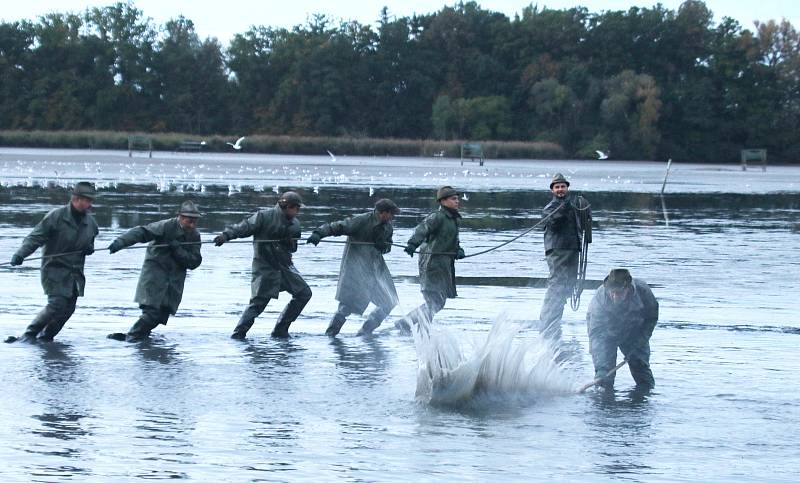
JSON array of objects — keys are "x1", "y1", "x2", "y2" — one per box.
[
  {"x1": 660, "y1": 158, "x2": 672, "y2": 195},
  {"x1": 577, "y1": 359, "x2": 628, "y2": 393}
]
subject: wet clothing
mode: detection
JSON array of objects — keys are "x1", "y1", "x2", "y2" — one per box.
[
  {"x1": 586, "y1": 278, "x2": 659, "y2": 389},
  {"x1": 112, "y1": 217, "x2": 202, "y2": 339},
  {"x1": 14, "y1": 203, "x2": 98, "y2": 339},
  {"x1": 397, "y1": 208, "x2": 462, "y2": 332},
  {"x1": 539, "y1": 195, "x2": 586, "y2": 340},
  {"x1": 312, "y1": 211, "x2": 399, "y2": 335},
  {"x1": 223, "y1": 204, "x2": 311, "y2": 337},
  {"x1": 406, "y1": 206, "x2": 462, "y2": 298}
]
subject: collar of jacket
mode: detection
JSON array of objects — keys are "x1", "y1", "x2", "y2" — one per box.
[
  {"x1": 439, "y1": 205, "x2": 461, "y2": 219},
  {"x1": 65, "y1": 203, "x2": 90, "y2": 228}
]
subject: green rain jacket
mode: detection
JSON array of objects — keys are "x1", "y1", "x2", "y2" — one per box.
[
  {"x1": 113, "y1": 217, "x2": 202, "y2": 314},
  {"x1": 14, "y1": 204, "x2": 98, "y2": 297},
  {"x1": 313, "y1": 211, "x2": 398, "y2": 314},
  {"x1": 407, "y1": 206, "x2": 463, "y2": 298},
  {"x1": 223, "y1": 204, "x2": 304, "y2": 299}
]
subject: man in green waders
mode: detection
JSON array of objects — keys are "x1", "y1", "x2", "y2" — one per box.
[
  {"x1": 539, "y1": 173, "x2": 590, "y2": 343},
  {"x1": 306, "y1": 199, "x2": 401, "y2": 337},
  {"x1": 395, "y1": 186, "x2": 465, "y2": 334},
  {"x1": 6, "y1": 182, "x2": 99, "y2": 343},
  {"x1": 214, "y1": 191, "x2": 312, "y2": 339},
  {"x1": 106, "y1": 201, "x2": 203, "y2": 342},
  {"x1": 587, "y1": 268, "x2": 659, "y2": 390}
]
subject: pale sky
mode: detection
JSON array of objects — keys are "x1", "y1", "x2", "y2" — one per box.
[{"x1": 2, "y1": 1, "x2": 797, "y2": 44}]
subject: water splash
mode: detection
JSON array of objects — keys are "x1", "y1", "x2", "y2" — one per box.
[{"x1": 413, "y1": 316, "x2": 577, "y2": 406}]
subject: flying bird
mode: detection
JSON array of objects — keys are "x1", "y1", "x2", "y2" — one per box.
[
  {"x1": 327, "y1": 150, "x2": 337, "y2": 162},
  {"x1": 227, "y1": 136, "x2": 246, "y2": 150},
  {"x1": 369, "y1": 187, "x2": 374, "y2": 197},
  {"x1": 596, "y1": 150, "x2": 609, "y2": 160}
]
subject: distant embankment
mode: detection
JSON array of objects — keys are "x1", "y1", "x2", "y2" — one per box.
[{"x1": 0, "y1": 130, "x2": 565, "y2": 160}]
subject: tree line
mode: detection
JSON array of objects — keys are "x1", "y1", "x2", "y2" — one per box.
[{"x1": 1, "y1": 1, "x2": 798, "y2": 162}]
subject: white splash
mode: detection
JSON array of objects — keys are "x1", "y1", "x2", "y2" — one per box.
[{"x1": 413, "y1": 316, "x2": 577, "y2": 406}]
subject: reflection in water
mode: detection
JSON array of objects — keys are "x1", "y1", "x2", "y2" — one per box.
[
  {"x1": 242, "y1": 339, "x2": 305, "y2": 370},
  {"x1": 329, "y1": 337, "x2": 389, "y2": 385},
  {"x1": 134, "y1": 337, "x2": 181, "y2": 365},
  {"x1": 24, "y1": 342, "x2": 92, "y2": 478},
  {"x1": 585, "y1": 389, "x2": 656, "y2": 476}
]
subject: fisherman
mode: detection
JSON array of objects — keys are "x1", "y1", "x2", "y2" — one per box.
[
  {"x1": 538, "y1": 173, "x2": 590, "y2": 341},
  {"x1": 106, "y1": 201, "x2": 203, "y2": 342},
  {"x1": 586, "y1": 268, "x2": 658, "y2": 390},
  {"x1": 214, "y1": 191, "x2": 311, "y2": 339},
  {"x1": 5, "y1": 182, "x2": 99, "y2": 343},
  {"x1": 395, "y1": 186, "x2": 465, "y2": 333},
  {"x1": 306, "y1": 199, "x2": 400, "y2": 337}
]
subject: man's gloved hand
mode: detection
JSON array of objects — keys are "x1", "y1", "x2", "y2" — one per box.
[
  {"x1": 404, "y1": 244, "x2": 416, "y2": 257},
  {"x1": 108, "y1": 239, "x2": 124, "y2": 254},
  {"x1": 10, "y1": 254, "x2": 23, "y2": 266},
  {"x1": 84, "y1": 246, "x2": 95, "y2": 256},
  {"x1": 306, "y1": 232, "x2": 322, "y2": 246},
  {"x1": 167, "y1": 239, "x2": 181, "y2": 250},
  {"x1": 456, "y1": 247, "x2": 466, "y2": 260},
  {"x1": 213, "y1": 233, "x2": 228, "y2": 246}
]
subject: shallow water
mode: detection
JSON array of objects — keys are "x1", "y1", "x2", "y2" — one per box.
[{"x1": 1, "y1": 149, "x2": 799, "y2": 480}]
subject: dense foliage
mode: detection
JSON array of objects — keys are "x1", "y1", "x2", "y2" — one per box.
[{"x1": 1, "y1": 1, "x2": 798, "y2": 162}]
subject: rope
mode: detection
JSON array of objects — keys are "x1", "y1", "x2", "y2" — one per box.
[
  {"x1": 2, "y1": 203, "x2": 574, "y2": 266},
  {"x1": 571, "y1": 196, "x2": 592, "y2": 311}
]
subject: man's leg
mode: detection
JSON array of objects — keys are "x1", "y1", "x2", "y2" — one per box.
[
  {"x1": 232, "y1": 296, "x2": 270, "y2": 339},
  {"x1": 357, "y1": 303, "x2": 394, "y2": 336},
  {"x1": 620, "y1": 336, "x2": 654, "y2": 390},
  {"x1": 36, "y1": 293, "x2": 78, "y2": 341},
  {"x1": 326, "y1": 302, "x2": 353, "y2": 337},
  {"x1": 539, "y1": 250, "x2": 579, "y2": 341},
  {"x1": 272, "y1": 284, "x2": 312, "y2": 338},
  {"x1": 589, "y1": 335, "x2": 618, "y2": 390},
  {"x1": 127, "y1": 305, "x2": 170, "y2": 341}
]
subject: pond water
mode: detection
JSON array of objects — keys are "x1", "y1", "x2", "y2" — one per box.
[{"x1": 1, "y1": 148, "x2": 798, "y2": 481}]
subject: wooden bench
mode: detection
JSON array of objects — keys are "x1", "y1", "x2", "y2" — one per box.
[{"x1": 460, "y1": 143, "x2": 484, "y2": 166}]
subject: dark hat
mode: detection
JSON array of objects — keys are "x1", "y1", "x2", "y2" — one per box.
[
  {"x1": 72, "y1": 181, "x2": 96, "y2": 200},
  {"x1": 436, "y1": 186, "x2": 460, "y2": 201},
  {"x1": 604, "y1": 268, "x2": 632, "y2": 290},
  {"x1": 374, "y1": 198, "x2": 400, "y2": 214},
  {"x1": 550, "y1": 173, "x2": 570, "y2": 189},
  {"x1": 177, "y1": 200, "x2": 202, "y2": 218},
  {"x1": 278, "y1": 191, "x2": 304, "y2": 208}
]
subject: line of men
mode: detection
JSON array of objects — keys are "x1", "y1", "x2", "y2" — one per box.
[{"x1": 6, "y1": 175, "x2": 659, "y2": 391}]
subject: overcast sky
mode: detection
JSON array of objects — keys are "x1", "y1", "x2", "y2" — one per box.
[{"x1": 2, "y1": 1, "x2": 797, "y2": 44}]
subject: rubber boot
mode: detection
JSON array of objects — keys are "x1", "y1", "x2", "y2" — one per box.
[
  {"x1": 271, "y1": 297, "x2": 307, "y2": 338},
  {"x1": 325, "y1": 313, "x2": 347, "y2": 337},
  {"x1": 357, "y1": 312, "x2": 384, "y2": 336}
]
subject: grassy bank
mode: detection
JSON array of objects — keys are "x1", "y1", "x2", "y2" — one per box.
[{"x1": 0, "y1": 130, "x2": 565, "y2": 160}]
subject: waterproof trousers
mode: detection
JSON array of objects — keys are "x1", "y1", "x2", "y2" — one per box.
[
  {"x1": 539, "y1": 249, "x2": 579, "y2": 341},
  {"x1": 232, "y1": 284, "x2": 312, "y2": 338},
  {"x1": 325, "y1": 301, "x2": 395, "y2": 337},
  {"x1": 24, "y1": 293, "x2": 78, "y2": 341},
  {"x1": 589, "y1": 334, "x2": 654, "y2": 390},
  {"x1": 396, "y1": 291, "x2": 447, "y2": 333}
]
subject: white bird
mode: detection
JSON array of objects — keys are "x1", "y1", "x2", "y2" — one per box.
[
  {"x1": 227, "y1": 136, "x2": 246, "y2": 150},
  {"x1": 272, "y1": 185, "x2": 279, "y2": 194},
  {"x1": 596, "y1": 150, "x2": 609, "y2": 160},
  {"x1": 327, "y1": 150, "x2": 337, "y2": 162},
  {"x1": 462, "y1": 193, "x2": 469, "y2": 201},
  {"x1": 369, "y1": 187, "x2": 374, "y2": 197},
  {"x1": 313, "y1": 186, "x2": 320, "y2": 194}
]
